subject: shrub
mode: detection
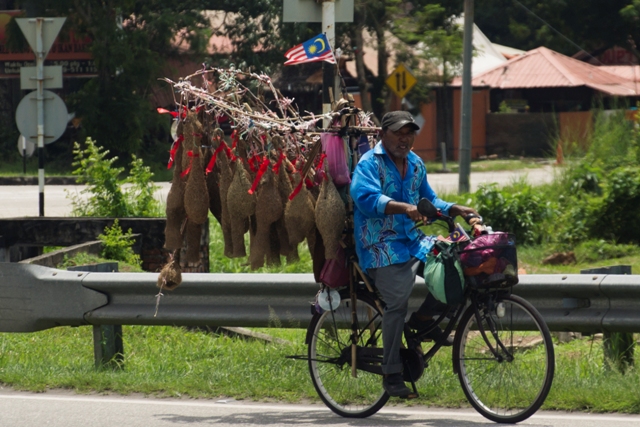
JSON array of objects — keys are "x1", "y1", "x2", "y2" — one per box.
[
  {"x1": 98, "y1": 219, "x2": 141, "y2": 266},
  {"x1": 67, "y1": 137, "x2": 162, "y2": 217},
  {"x1": 563, "y1": 163, "x2": 603, "y2": 195},
  {"x1": 550, "y1": 194, "x2": 603, "y2": 246},
  {"x1": 550, "y1": 166, "x2": 640, "y2": 246},
  {"x1": 587, "y1": 109, "x2": 635, "y2": 171},
  {"x1": 474, "y1": 182, "x2": 551, "y2": 245},
  {"x1": 548, "y1": 109, "x2": 640, "y2": 246},
  {"x1": 595, "y1": 166, "x2": 640, "y2": 244},
  {"x1": 125, "y1": 155, "x2": 162, "y2": 217}
]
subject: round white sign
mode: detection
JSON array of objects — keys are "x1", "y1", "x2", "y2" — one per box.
[{"x1": 15, "y1": 89, "x2": 69, "y2": 145}]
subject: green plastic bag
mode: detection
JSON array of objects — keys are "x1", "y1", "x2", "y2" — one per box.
[{"x1": 424, "y1": 240, "x2": 465, "y2": 305}]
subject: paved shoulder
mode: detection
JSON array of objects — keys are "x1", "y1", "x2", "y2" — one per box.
[
  {"x1": 0, "y1": 389, "x2": 638, "y2": 427},
  {"x1": 428, "y1": 165, "x2": 557, "y2": 194}
]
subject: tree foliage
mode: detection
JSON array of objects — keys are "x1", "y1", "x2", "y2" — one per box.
[
  {"x1": 20, "y1": 0, "x2": 620, "y2": 155},
  {"x1": 394, "y1": 3, "x2": 463, "y2": 108},
  {"x1": 472, "y1": 0, "x2": 640, "y2": 63}
]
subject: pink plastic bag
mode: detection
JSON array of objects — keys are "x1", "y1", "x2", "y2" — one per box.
[{"x1": 321, "y1": 133, "x2": 351, "y2": 186}]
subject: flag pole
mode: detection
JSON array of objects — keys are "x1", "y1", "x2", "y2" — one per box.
[{"x1": 323, "y1": 32, "x2": 347, "y2": 100}]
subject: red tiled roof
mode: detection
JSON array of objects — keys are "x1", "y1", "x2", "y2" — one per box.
[{"x1": 452, "y1": 46, "x2": 639, "y2": 96}]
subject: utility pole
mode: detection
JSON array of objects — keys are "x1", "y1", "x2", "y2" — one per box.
[
  {"x1": 458, "y1": 0, "x2": 474, "y2": 194},
  {"x1": 322, "y1": 0, "x2": 335, "y2": 128}
]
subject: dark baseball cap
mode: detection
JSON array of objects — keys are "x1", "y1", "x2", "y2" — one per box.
[{"x1": 381, "y1": 111, "x2": 420, "y2": 132}]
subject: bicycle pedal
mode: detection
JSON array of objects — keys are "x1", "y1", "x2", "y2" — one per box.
[{"x1": 399, "y1": 392, "x2": 419, "y2": 400}]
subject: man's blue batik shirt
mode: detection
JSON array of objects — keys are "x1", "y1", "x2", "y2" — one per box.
[{"x1": 350, "y1": 141, "x2": 454, "y2": 273}]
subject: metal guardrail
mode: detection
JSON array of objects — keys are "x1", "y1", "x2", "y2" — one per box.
[{"x1": 1, "y1": 262, "x2": 639, "y2": 334}]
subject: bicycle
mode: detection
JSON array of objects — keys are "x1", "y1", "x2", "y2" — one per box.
[{"x1": 299, "y1": 198, "x2": 555, "y2": 424}]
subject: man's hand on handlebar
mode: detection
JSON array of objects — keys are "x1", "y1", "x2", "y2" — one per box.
[
  {"x1": 449, "y1": 204, "x2": 486, "y2": 235},
  {"x1": 449, "y1": 204, "x2": 480, "y2": 222},
  {"x1": 384, "y1": 201, "x2": 429, "y2": 224},
  {"x1": 404, "y1": 204, "x2": 429, "y2": 224}
]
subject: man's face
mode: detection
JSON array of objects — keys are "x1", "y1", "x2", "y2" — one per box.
[{"x1": 381, "y1": 124, "x2": 417, "y2": 161}]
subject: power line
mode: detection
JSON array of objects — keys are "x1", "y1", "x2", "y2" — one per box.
[{"x1": 512, "y1": 0, "x2": 604, "y2": 65}]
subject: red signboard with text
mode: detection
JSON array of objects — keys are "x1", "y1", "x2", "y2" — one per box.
[{"x1": 0, "y1": 10, "x2": 96, "y2": 78}]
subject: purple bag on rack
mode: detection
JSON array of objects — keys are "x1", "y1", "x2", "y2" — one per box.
[
  {"x1": 321, "y1": 132, "x2": 351, "y2": 186},
  {"x1": 319, "y1": 245, "x2": 350, "y2": 289}
]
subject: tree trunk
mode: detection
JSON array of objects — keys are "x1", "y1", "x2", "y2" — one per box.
[
  {"x1": 352, "y1": 25, "x2": 376, "y2": 119},
  {"x1": 374, "y1": 26, "x2": 391, "y2": 117}
]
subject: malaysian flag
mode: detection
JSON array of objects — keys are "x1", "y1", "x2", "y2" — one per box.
[{"x1": 284, "y1": 33, "x2": 336, "y2": 66}]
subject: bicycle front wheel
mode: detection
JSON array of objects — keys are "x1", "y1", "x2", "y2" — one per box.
[
  {"x1": 308, "y1": 292, "x2": 389, "y2": 418},
  {"x1": 454, "y1": 293, "x2": 555, "y2": 424}
]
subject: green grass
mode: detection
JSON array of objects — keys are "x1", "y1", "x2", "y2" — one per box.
[
  {"x1": 2, "y1": 325, "x2": 640, "y2": 413},
  {"x1": 56, "y1": 252, "x2": 144, "y2": 272},
  {"x1": 1, "y1": 156, "x2": 74, "y2": 177},
  {"x1": 546, "y1": 335, "x2": 640, "y2": 413},
  {"x1": 518, "y1": 245, "x2": 640, "y2": 275},
  {"x1": 0, "y1": 325, "x2": 312, "y2": 399},
  {"x1": 208, "y1": 216, "x2": 313, "y2": 274}
]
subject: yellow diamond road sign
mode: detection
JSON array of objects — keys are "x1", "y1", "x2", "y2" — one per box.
[{"x1": 386, "y1": 63, "x2": 417, "y2": 99}]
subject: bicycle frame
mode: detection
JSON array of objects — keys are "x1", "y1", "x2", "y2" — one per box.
[{"x1": 350, "y1": 263, "x2": 517, "y2": 377}]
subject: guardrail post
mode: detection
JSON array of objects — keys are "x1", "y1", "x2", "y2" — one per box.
[
  {"x1": 582, "y1": 265, "x2": 634, "y2": 372},
  {"x1": 68, "y1": 262, "x2": 124, "y2": 369},
  {"x1": 92, "y1": 323, "x2": 124, "y2": 370}
]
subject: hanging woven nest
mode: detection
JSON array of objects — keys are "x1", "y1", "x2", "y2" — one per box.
[
  {"x1": 164, "y1": 142, "x2": 187, "y2": 250},
  {"x1": 157, "y1": 252, "x2": 182, "y2": 291},
  {"x1": 215, "y1": 136, "x2": 235, "y2": 258},
  {"x1": 275, "y1": 157, "x2": 298, "y2": 262},
  {"x1": 250, "y1": 167, "x2": 283, "y2": 269},
  {"x1": 284, "y1": 174, "x2": 316, "y2": 248},
  {"x1": 226, "y1": 159, "x2": 256, "y2": 258},
  {"x1": 314, "y1": 174, "x2": 346, "y2": 259},
  {"x1": 184, "y1": 146, "x2": 209, "y2": 225},
  {"x1": 181, "y1": 112, "x2": 203, "y2": 171},
  {"x1": 203, "y1": 146, "x2": 222, "y2": 225}
]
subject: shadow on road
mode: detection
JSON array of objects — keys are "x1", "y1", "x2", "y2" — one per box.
[{"x1": 155, "y1": 409, "x2": 547, "y2": 426}]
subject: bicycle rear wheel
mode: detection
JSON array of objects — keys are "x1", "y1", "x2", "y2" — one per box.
[
  {"x1": 308, "y1": 291, "x2": 389, "y2": 418},
  {"x1": 454, "y1": 293, "x2": 555, "y2": 424}
]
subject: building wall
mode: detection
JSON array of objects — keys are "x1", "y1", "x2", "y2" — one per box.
[
  {"x1": 486, "y1": 111, "x2": 600, "y2": 157},
  {"x1": 452, "y1": 88, "x2": 488, "y2": 160},
  {"x1": 486, "y1": 112, "x2": 557, "y2": 157},
  {"x1": 413, "y1": 100, "x2": 438, "y2": 161}
]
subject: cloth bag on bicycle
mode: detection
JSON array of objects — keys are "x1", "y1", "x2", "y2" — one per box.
[{"x1": 423, "y1": 240, "x2": 465, "y2": 305}]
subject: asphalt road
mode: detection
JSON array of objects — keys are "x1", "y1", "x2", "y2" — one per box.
[
  {"x1": 0, "y1": 166, "x2": 556, "y2": 218},
  {"x1": 1, "y1": 388, "x2": 639, "y2": 427}
]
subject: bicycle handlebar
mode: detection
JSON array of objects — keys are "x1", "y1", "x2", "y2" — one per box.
[{"x1": 416, "y1": 198, "x2": 485, "y2": 235}]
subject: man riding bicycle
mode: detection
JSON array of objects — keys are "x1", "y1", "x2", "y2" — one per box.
[{"x1": 350, "y1": 110, "x2": 478, "y2": 398}]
